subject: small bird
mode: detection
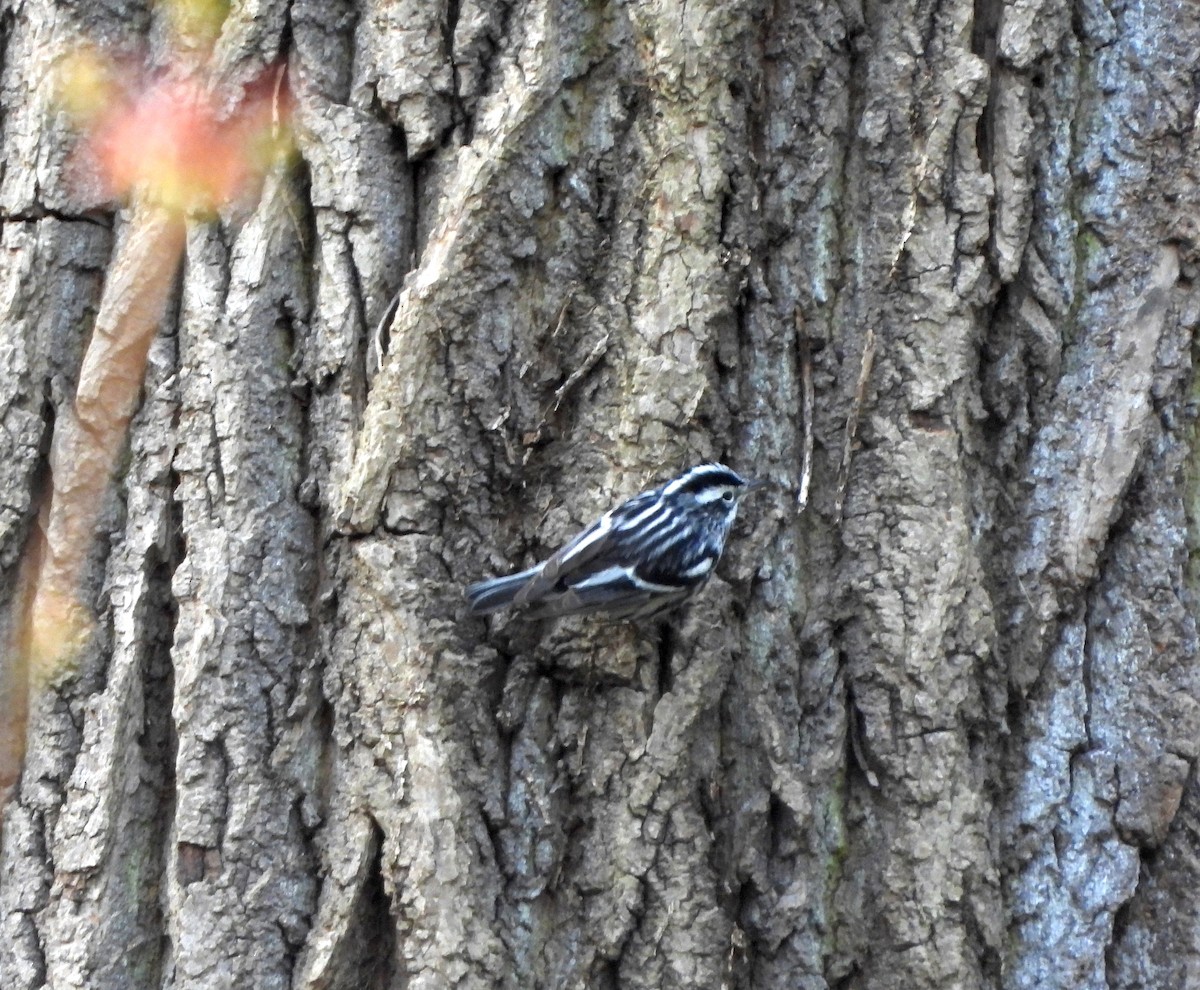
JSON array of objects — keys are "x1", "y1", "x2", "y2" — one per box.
[{"x1": 466, "y1": 463, "x2": 764, "y2": 621}]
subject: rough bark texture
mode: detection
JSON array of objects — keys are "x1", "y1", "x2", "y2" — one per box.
[{"x1": 1, "y1": 0, "x2": 1199, "y2": 988}]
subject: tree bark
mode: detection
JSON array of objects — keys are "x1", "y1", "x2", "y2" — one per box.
[{"x1": 1, "y1": 0, "x2": 1199, "y2": 988}]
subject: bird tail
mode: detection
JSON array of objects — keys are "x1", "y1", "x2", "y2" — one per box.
[{"x1": 465, "y1": 566, "x2": 540, "y2": 615}]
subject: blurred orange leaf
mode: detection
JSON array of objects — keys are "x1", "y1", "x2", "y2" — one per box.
[{"x1": 59, "y1": 49, "x2": 292, "y2": 215}]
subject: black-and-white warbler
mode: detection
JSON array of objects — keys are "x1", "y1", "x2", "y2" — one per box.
[{"x1": 466, "y1": 463, "x2": 764, "y2": 620}]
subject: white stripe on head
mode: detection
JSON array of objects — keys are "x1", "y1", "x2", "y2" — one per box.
[{"x1": 663, "y1": 463, "x2": 746, "y2": 497}]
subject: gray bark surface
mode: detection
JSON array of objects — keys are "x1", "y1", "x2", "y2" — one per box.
[{"x1": 1, "y1": 0, "x2": 1198, "y2": 988}]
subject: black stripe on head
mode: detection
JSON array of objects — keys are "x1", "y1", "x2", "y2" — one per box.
[{"x1": 665, "y1": 463, "x2": 746, "y2": 496}]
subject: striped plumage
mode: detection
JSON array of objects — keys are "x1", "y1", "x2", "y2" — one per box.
[{"x1": 466, "y1": 464, "x2": 762, "y2": 621}]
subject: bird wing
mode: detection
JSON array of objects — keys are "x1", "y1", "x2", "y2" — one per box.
[
  {"x1": 513, "y1": 489, "x2": 661, "y2": 606},
  {"x1": 524, "y1": 564, "x2": 688, "y2": 620}
]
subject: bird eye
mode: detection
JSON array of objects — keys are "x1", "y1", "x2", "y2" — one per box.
[{"x1": 721, "y1": 490, "x2": 734, "y2": 502}]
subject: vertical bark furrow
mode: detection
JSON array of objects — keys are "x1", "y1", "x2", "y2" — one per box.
[
  {"x1": 996, "y1": 3, "x2": 1200, "y2": 985},
  {"x1": 166, "y1": 179, "x2": 319, "y2": 989},
  {"x1": 38, "y1": 325, "x2": 177, "y2": 990},
  {"x1": 813, "y1": 2, "x2": 1004, "y2": 987}
]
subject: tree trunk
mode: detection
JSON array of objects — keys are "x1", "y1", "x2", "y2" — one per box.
[{"x1": 1, "y1": 1, "x2": 1198, "y2": 988}]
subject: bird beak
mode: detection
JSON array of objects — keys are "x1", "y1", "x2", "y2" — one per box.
[{"x1": 742, "y1": 478, "x2": 770, "y2": 495}]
